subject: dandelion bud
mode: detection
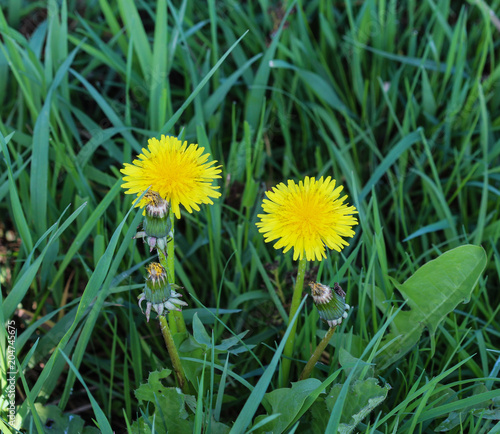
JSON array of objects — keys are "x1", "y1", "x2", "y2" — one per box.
[
  {"x1": 309, "y1": 281, "x2": 350, "y2": 328},
  {"x1": 134, "y1": 191, "x2": 173, "y2": 253},
  {"x1": 138, "y1": 263, "x2": 187, "y2": 322}
]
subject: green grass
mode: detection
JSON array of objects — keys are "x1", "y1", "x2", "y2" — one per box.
[{"x1": 1, "y1": 0, "x2": 500, "y2": 432}]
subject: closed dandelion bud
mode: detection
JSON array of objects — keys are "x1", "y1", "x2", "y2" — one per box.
[
  {"x1": 138, "y1": 263, "x2": 188, "y2": 322},
  {"x1": 309, "y1": 281, "x2": 350, "y2": 328},
  {"x1": 134, "y1": 191, "x2": 173, "y2": 253}
]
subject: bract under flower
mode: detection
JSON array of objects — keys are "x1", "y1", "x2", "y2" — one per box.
[{"x1": 138, "y1": 263, "x2": 188, "y2": 322}]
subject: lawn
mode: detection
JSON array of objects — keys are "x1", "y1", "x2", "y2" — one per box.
[{"x1": 1, "y1": 0, "x2": 500, "y2": 433}]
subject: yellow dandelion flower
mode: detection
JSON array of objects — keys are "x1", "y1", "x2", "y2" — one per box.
[
  {"x1": 256, "y1": 176, "x2": 358, "y2": 261},
  {"x1": 121, "y1": 135, "x2": 222, "y2": 218}
]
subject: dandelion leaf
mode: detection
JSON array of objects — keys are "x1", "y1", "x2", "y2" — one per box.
[
  {"x1": 192, "y1": 312, "x2": 213, "y2": 347},
  {"x1": 338, "y1": 347, "x2": 375, "y2": 379},
  {"x1": 435, "y1": 384, "x2": 500, "y2": 431},
  {"x1": 19, "y1": 404, "x2": 100, "y2": 433},
  {"x1": 132, "y1": 368, "x2": 195, "y2": 434},
  {"x1": 190, "y1": 312, "x2": 251, "y2": 352},
  {"x1": 377, "y1": 245, "x2": 486, "y2": 369},
  {"x1": 309, "y1": 399, "x2": 333, "y2": 433},
  {"x1": 326, "y1": 378, "x2": 391, "y2": 434},
  {"x1": 252, "y1": 378, "x2": 322, "y2": 434}
]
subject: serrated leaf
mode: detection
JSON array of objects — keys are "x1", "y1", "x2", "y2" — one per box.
[
  {"x1": 134, "y1": 369, "x2": 195, "y2": 434},
  {"x1": 134, "y1": 368, "x2": 173, "y2": 402},
  {"x1": 377, "y1": 245, "x2": 487, "y2": 368},
  {"x1": 326, "y1": 378, "x2": 391, "y2": 434}
]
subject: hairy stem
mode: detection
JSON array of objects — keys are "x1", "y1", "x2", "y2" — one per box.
[{"x1": 159, "y1": 315, "x2": 188, "y2": 393}]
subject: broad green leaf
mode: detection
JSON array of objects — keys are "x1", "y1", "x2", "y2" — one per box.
[
  {"x1": 252, "y1": 379, "x2": 322, "y2": 434},
  {"x1": 133, "y1": 368, "x2": 231, "y2": 433},
  {"x1": 377, "y1": 245, "x2": 487, "y2": 368},
  {"x1": 19, "y1": 404, "x2": 100, "y2": 433},
  {"x1": 326, "y1": 378, "x2": 391, "y2": 434},
  {"x1": 177, "y1": 334, "x2": 207, "y2": 388},
  {"x1": 134, "y1": 369, "x2": 195, "y2": 434},
  {"x1": 338, "y1": 348, "x2": 374, "y2": 380},
  {"x1": 192, "y1": 312, "x2": 213, "y2": 347},
  {"x1": 309, "y1": 400, "x2": 332, "y2": 433}
]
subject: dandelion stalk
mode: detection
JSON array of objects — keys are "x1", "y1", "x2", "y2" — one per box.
[
  {"x1": 281, "y1": 256, "x2": 307, "y2": 386},
  {"x1": 157, "y1": 210, "x2": 186, "y2": 334},
  {"x1": 299, "y1": 326, "x2": 336, "y2": 380},
  {"x1": 159, "y1": 315, "x2": 189, "y2": 393}
]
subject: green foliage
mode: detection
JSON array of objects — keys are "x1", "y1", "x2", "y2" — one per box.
[
  {"x1": 20, "y1": 404, "x2": 100, "y2": 433},
  {"x1": 252, "y1": 379, "x2": 322, "y2": 433},
  {"x1": 1, "y1": 0, "x2": 500, "y2": 433},
  {"x1": 377, "y1": 245, "x2": 488, "y2": 368},
  {"x1": 326, "y1": 378, "x2": 391, "y2": 434},
  {"x1": 132, "y1": 369, "x2": 231, "y2": 434},
  {"x1": 132, "y1": 369, "x2": 196, "y2": 433},
  {"x1": 177, "y1": 312, "x2": 253, "y2": 388},
  {"x1": 434, "y1": 383, "x2": 500, "y2": 432}
]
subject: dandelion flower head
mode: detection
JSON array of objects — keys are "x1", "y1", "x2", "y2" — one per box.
[
  {"x1": 256, "y1": 176, "x2": 358, "y2": 261},
  {"x1": 121, "y1": 135, "x2": 222, "y2": 218}
]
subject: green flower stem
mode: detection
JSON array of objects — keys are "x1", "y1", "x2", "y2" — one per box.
[
  {"x1": 299, "y1": 326, "x2": 336, "y2": 381},
  {"x1": 281, "y1": 257, "x2": 307, "y2": 387},
  {"x1": 159, "y1": 315, "x2": 189, "y2": 393},
  {"x1": 158, "y1": 209, "x2": 186, "y2": 334}
]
